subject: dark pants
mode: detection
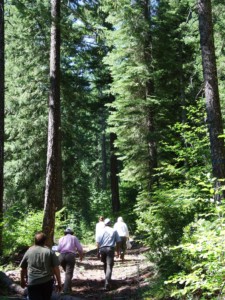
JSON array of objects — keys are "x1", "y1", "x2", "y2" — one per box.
[
  {"x1": 28, "y1": 279, "x2": 54, "y2": 300},
  {"x1": 59, "y1": 252, "x2": 76, "y2": 293},
  {"x1": 120, "y1": 236, "x2": 127, "y2": 260},
  {"x1": 99, "y1": 247, "x2": 114, "y2": 287}
]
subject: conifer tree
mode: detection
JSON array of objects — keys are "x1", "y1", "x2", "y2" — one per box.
[
  {"x1": 0, "y1": 0, "x2": 4, "y2": 255},
  {"x1": 198, "y1": 0, "x2": 225, "y2": 196},
  {"x1": 4, "y1": 0, "x2": 50, "y2": 208},
  {"x1": 43, "y1": 0, "x2": 61, "y2": 246},
  {"x1": 102, "y1": 0, "x2": 158, "y2": 191}
]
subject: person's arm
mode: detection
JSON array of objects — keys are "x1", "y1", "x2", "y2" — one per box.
[
  {"x1": 75, "y1": 237, "x2": 83, "y2": 261},
  {"x1": 20, "y1": 268, "x2": 27, "y2": 288},
  {"x1": 125, "y1": 224, "x2": 129, "y2": 239},
  {"x1": 53, "y1": 266, "x2": 62, "y2": 292},
  {"x1": 57, "y1": 237, "x2": 62, "y2": 253},
  {"x1": 96, "y1": 242, "x2": 100, "y2": 259},
  {"x1": 115, "y1": 231, "x2": 121, "y2": 257},
  {"x1": 77, "y1": 243, "x2": 83, "y2": 261}
]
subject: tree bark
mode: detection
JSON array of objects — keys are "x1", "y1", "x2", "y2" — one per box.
[
  {"x1": 0, "y1": 0, "x2": 4, "y2": 256},
  {"x1": 198, "y1": 0, "x2": 225, "y2": 195},
  {"x1": 43, "y1": 0, "x2": 61, "y2": 247},
  {"x1": 144, "y1": 0, "x2": 158, "y2": 189},
  {"x1": 110, "y1": 132, "x2": 120, "y2": 213},
  {"x1": 101, "y1": 110, "x2": 107, "y2": 190}
]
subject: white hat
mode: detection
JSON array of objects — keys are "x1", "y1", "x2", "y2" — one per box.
[
  {"x1": 118, "y1": 217, "x2": 123, "y2": 222},
  {"x1": 64, "y1": 227, "x2": 74, "y2": 234},
  {"x1": 104, "y1": 218, "x2": 111, "y2": 225}
]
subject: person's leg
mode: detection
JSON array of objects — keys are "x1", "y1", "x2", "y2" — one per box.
[
  {"x1": 28, "y1": 284, "x2": 42, "y2": 300},
  {"x1": 42, "y1": 280, "x2": 54, "y2": 300},
  {"x1": 28, "y1": 280, "x2": 53, "y2": 300},
  {"x1": 59, "y1": 253, "x2": 67, "y2": 271},
  {"x1": 63, "y1": 253, "x2": 76, "y2": 293},
  {"x1": 120, "y1": 237, "x2": 126, "y2": 261},
  {"x1": 100, "y1": 249, "x2": 107, "y2": 274},
  {"x1": 105, "y1": 248, "x2": 114, "y2": 288}
]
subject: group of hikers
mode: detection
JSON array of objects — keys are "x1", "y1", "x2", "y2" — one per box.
[{"x1": 19, "y1": 216, "x2": 130, "y2": 300}]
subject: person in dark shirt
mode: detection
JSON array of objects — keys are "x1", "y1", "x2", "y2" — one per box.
[{"x1": 20, "y1": 231, "x2": 62, "y2": 300}]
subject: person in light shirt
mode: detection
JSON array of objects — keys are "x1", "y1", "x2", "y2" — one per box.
[
  {"x1": 95, "y1": 216, "x2": 105, "y2": 242},
  {"x1": 113, "y1": 217, "x2": 129, "y2": 261},
  {"x1": 96, "y1": 218, "x2": 121, "y2": 290},
  {"x1": 58, "y1": 227, "x2": 83, "y2": 294}
]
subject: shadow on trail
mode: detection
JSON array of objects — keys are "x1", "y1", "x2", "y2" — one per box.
[
  {"x1": 71, "y1": 276, "x2": 152, "y2": 299},
  {"x1": 1, "y1": 242, "x2": 153, "y2": 300},
  {"x1": 70, "y1": 243, "x2": 153, "y2": 299}
]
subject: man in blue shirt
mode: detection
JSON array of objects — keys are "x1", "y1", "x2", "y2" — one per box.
[{"x1": 96, "y1": 218, "x2": 121, "y2": 290}]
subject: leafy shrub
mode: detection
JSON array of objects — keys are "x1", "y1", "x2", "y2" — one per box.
[
  {"x1": 3, "y1": 204, "x2": 44, "y2": 256},
  {"x1": 166, "y1": 203, "x2": 225, "y2": 299},
  {"x1": 135, "y1": 185, "x2": 203, "y2": 272}
]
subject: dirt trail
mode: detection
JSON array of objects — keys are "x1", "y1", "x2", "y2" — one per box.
[
  {"x1": 4, "y1": 242, "x2": 154, "y2": 300},
  {"x1": 61, "y1": 242, "x2": 154, "y2": 299}
]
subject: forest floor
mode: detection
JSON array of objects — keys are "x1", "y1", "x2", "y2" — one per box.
[{"x1": 1, "y1": 241, "x2": 156, "y2": 300}]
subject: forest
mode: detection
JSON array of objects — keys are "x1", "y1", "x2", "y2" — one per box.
[{"x1": 1, "y1": 0, "x2": 225, "y2": 299}]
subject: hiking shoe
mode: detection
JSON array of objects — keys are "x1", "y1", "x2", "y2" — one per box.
[
  {"x1": 61, "y1": 290, "x2": 71, "y2": 295},
  {"x1": 104, "y1": 281, "x2": 111, "y2": 290}
]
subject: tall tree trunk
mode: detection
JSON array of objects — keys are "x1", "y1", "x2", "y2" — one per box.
[
  {"x1": 147, "y1": 106, "x2": 158, "y2": 188},
  {"x1": 110, "y1": 132, "x2": 120, "y2": 213},
  {"x1": 198, "y1": 0, "x2": 225, "y2": 197},
  {"x1": 43, "y1": 0, "x2": 61, "y2": 247},
  {"x1": 101, "y1": 110, "x2": 107, "y2": 190},
  {"x1": 144, "y1": 0, "x2": 158, "y2": 189},
  {"x1": 0, "y1": 0, "x2": 4, "y2": 255}
]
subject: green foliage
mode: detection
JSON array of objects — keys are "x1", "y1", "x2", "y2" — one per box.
[
  {"x1": 157, "y1": 99, "x2": 210, "y2": 185},
  {"x1": 2, "y1": 0, "x2": 225, "y2": 298},
  {"x1": 5, "y1": 0, "x2": 49, "y2": 208},
  {"x1": 166, "y1": 203, "x2": 225, "y2": 299},
  {"x1": 2, "y1": 206, "x2": 96, "y2": 256},
  {"x1": 3, "y1": 204, "x2": 44, "y2": 256},
  {"x1": 135, "y1": 185, "x2": 201, "y2": 269}
]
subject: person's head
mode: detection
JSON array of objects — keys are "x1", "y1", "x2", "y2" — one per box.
[
  {"x1": 64, "y1": 227, "x2": 74, "y2": 235},
  {"x1": 104, "y1": 218, "x2": 111, "y2": 226},
  {"x1": 117, "y1": 216, "x2": 123, "y2": 222},
  {"x1": 99, "y1": 216, "x2": 104, "y2": 222},
  {"x1": 34, "y1": 232, "x2": 46, "y2": 246}
]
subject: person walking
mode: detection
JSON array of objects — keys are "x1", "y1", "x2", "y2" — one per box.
[
  {"x1": 57, "y1": 227, "x2": 83, "y2": 294},
  {"x1": 113, "y1": 216, "x2": 129, "y2": 261},
  {"x1": 96, "y1": 218, "x2": 121, "y2": 290},
  {"x1": 95, "y1": 216, "x2": 105, "y2": 242},
  {"x1": 20, "y1": 231, "x2": 62, "y2": 300}
]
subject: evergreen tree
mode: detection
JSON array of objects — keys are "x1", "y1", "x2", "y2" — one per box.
[
  {"x1": 43, "y1": 0, "x2": 61, "y2": 247},
  {"x1": 110, "y1": 132, "x2": 120, "y2": 212},
  {"x1": 102, "y1": 0, "x2": 158, "y2": 193},
  {"x1": 5, "y1": 0, "x2": 50, "y2": 209},
  {"x1": 0, "y1": 0, "x2": 4, "y2": 255},
  {"x1": 198, "y1": 0, "x2": 225, "y2": 197}
]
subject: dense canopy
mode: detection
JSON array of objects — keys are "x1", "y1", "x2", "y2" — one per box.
[{"x1": 1, "y1": 0, "x2": 225, "y2": 298}]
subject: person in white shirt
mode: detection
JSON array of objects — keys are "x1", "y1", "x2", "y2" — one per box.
[
  {"x1": 113, "y1": 217, "x2": 129, "y2": 261},
  {"x1": 95, "y1": 216, "x2": 105, "y2": 242}
]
